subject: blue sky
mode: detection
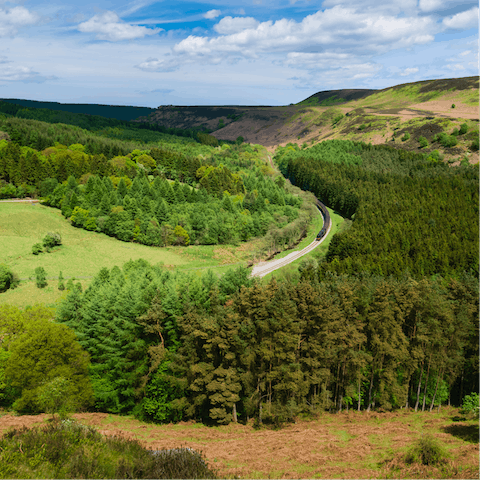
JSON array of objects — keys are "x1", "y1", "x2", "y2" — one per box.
[{"x1": 0, "y1": 0, "x2": 477, "y2": 106}]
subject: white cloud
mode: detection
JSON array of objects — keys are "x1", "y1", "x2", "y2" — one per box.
[
  {"x1": 173, "y1": 7, "x2": 437, "y2": 60},
  {"x1": 0, "y1": 6, "x2": 40, "y2": 37},
  {"x1": 446, "y1": 63, "x2": 466, "y2": 71},
  {"x1": 460, "y1": 50, "x2": 472, "y2": 56},
  {"x1": 285, "y1": 51, "x2": 353, "y2": 66},
  {"x1": 135, "y1": 56, "x2": 181, "y2": 72},
  {"x1": 204, "y1": 9, "x2": 221, "y2": 20},
  {"x1": 77, "y1": 11, "x2": 162, "y2": 41},
  {"x1": 214, "y1": 16, "x2": 260, "y2": 34},
  {"x1": 418, "y1": 0, "x2": 473, "y2": 13},
  {"x1": 399, "y1": 67, "x2": 419, "y2": 76},
  {"x1": 443, "y1": 7, "x2": 479, "y2": 30},
  {"x1": 0, "y1": 63, "x2": 53, "y2": 83}
]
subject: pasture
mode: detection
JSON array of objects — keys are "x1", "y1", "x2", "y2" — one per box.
[{"x1": 0, "y1": 201, "x2": 339, "y2": 306}]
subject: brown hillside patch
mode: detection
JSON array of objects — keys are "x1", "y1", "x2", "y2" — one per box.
[{"x1": 1, "y1": 409, "x2": 477, "y2": 479}]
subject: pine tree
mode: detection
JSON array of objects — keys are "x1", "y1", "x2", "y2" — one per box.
[{"x1": 58, "y1": 271, "x2": 65, "y2": 291}]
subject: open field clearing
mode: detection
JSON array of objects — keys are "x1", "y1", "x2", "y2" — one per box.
[
  {"x1": 0, "y1": 408, "x2": 477, "y2": 479},
  {"x1": 0, "y1": 200, "x2": 334, "y2": 306}
]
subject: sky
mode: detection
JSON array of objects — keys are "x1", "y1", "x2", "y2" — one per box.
[{"x1": 0, "y1": 0, "x2": 478, "y2": 107}]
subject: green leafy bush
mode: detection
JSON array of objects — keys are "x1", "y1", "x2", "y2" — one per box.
[
  {"x1": 460, "y1": 393, "x2": 479, "y2": 419},
  {"x1": 404, "y1": 435, "x2": 448, "y2": 466},
  {"x1": 418, "y1": 136, "x2": 428, "y2": 148},
  {"x1": 42, "y1": 232, "x2": 62, "y2": 249},
  {"x1": 332, "y1": 113, "x2": 344, "y2": 126},
  {"x1": 0, "y1": 421, "x2": 217, "y2": 479},
  {"x1": 459, "y1": 123, "x2": 468, "y2": 135},
  {"x1": 35, "y1": 266, "x2": 48, "y2": 288},
  {"x1": 401, "y1": 132, "x2": 410, "y2": 141},
  {"x1": 32, "y1": 243, "x2": 43, "y2": 255},
  {"x1": 434, "y1": 132, "x2": 458, "y2": 148},
  {"x1": 0, "y1": 264, "x2": 14, "y2": 292}
]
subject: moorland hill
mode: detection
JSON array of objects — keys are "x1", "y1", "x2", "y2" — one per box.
[{"x1": 135, "y1": 76, "x2": 479, "y2": 162}]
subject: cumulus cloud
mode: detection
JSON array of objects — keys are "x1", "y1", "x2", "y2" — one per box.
[
  {"x1": 135, "y1": 56, "x2": 181, "y2": 72},
  {"x1": 173, "y1": 7, "x2": 437, "y2": 59},
  {"x1": 77, "y1": 11, "x2": 162, "y2": 41},
  {"x1": 214, "y1": 16, "x2": 260, "y2": 34},
  {"x1": 0, "y1": 5, "x2": 40, "y2": 37},
  {"x1": 418, "y1": 0, "x2": 474, "y2": 13},
  {"x1": 322, "y1": 0, "x2": 417, "y2": 15},
  {"x1": 443, "y1": 7, "x2": 479, "y2": 30},
  {"x1": 399, "y1": 67, "x2": 419, "y2": 76},
  {"x1": 204, "y1": 9, "x2": 221, "y2": 20},
  {"x1": 0, "y1": 63, "x2": 54, "y2": 83}
]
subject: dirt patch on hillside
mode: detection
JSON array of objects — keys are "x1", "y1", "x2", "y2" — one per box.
[
  {"x1": 1, "y1": 410, "x2": 477, "y2": 479},
  {"x1": 408, "y1": 100, "x2": 479, "y2": 119}
]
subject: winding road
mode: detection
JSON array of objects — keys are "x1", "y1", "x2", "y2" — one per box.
[{"x1": 250, "y1": 205, "x2": 332, "y2": 278}]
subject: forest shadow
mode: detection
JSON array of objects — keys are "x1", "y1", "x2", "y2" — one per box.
[{"x1": 442, "y1": 423, "x2": 479, "y2": 444}]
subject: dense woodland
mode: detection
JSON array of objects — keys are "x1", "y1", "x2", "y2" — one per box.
[
  {"x1": 0, "y1": 114, "x2": 311, "y2": 248},
  {"x1": 1, "y1": 262, "x2": 477, "y2": 425},
  {"x1": 0, "y1": 103, "x2": 478, "y2": 426},
  {"x1": 276, "y1": 140, "x2": 478, "y2": 278}
]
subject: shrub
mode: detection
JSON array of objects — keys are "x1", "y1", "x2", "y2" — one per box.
[
  {"x1": 451, "y1": 104, "x2": 455, "y2": 108},
  {"x1": 435, "y1": 132, "x2": 458, "y2": 148},
  {"x1": 35, "y1": 266, "x2": 48, "y2": 288},
  {"x1": 470, "y1": 137, "x2": 479, "y2": 151},
  {"x1": 459, "y1": 123, "x2": 468, "y2": 135},
  {"x1": 359, "y1": 124, "x2": 366, "y2": 131},
  {"x1": 32, "y1": 243, "x2": 43, "y2": 255},
  {"x1": 451, "y1": 128, "x2": 459, "y2": 136},
  {"x1": 418, "y1": 136, "x2": 428, "y2": 148},
  {"x1": 0, "y1": 264, "x2": 14, "y2": 292},
  {"x1": 404, "y1": 435, "x2": 448, "y2": 466},
  {"x1": 460, "y1": 393, "x2": 479, "y2": 419},
  {"x1": 401, "y1": 132, "x2": 410, "y2": 141},
  {"x1": 332, "y1": 113, "x2": 344, "y2": 126},
  {"x1": 0, "y1": 421, "x2": 217, "y2": 479},
  {"x1": 58, "y1": 271, "x2": 65, "y2": 291},
  {"x1": 42, "y1": 232, "x2": 62, "y2": 249}
]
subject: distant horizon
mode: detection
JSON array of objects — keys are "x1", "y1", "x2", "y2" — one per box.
[
  {"x1": 1, "y1": 0, "x2": 478, "y2": 109},
  {"x1": 2, "y1": 75, "x2": 477, "y2": 109}
]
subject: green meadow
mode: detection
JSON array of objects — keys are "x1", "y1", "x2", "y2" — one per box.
[
  {"x1": 0, "y1": 202, "x2": 246, "y2": 306},
  {"x1": 0, "y1": 200, "x2": 338, "y2": 306}
]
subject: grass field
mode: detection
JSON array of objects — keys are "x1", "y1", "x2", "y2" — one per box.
[
  {"x1": 0, "y1": 201, "x2": 329, "y2": 307},
  {"x1": 0, "y1": 407, "x2": 476, "y2": 479},
  {"x1": 0, "y1": 202, "x2": 250, "y2": 307}
]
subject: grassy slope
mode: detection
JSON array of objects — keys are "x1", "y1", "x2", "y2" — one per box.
[{"x1": 0, "y1": 202, "x2": 247, "y2": 307}]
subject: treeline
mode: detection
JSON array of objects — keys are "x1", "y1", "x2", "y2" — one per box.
[
  {"x1": 0, "y1": 122, "x2": 310, "y2": 248},
  {"x1": 2, "y1": 261, "x2": 475, "y2": 425},
  {"x1": 276, "y1": 140, "x2": 479, "y2": 278},
  {"x1": 42, "y1": 169, "x2": 302, "y2": 246},
  {"x1": 0, "y1": 100, "x2": 208, "y2": 143},
  {"x1": 0, "y1": 98, "x2": 153, "y2": 121}
]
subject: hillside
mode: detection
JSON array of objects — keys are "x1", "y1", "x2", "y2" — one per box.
[
  {"x1": 135, "y1": 76, "x2": 479, "y2": 162},
  {"x1": 0, "y1": 98, "x2": 154, "y2": 122}
]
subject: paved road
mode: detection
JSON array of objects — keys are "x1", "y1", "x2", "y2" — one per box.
[
  {"x1": 0, "y1": 198, "x2": 40, "y2": 203},
  {"x1": 250, "y1": 211, "x2": 332, "y2": 278}
]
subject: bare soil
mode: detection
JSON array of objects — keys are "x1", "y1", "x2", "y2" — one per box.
[{"x1": 1, "y1": 409, "x2": 477, "y2": 479}]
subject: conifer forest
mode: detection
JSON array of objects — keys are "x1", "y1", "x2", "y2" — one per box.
[{"x1": 0, "y1": 99, "x2": 478, "y2": 429}]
